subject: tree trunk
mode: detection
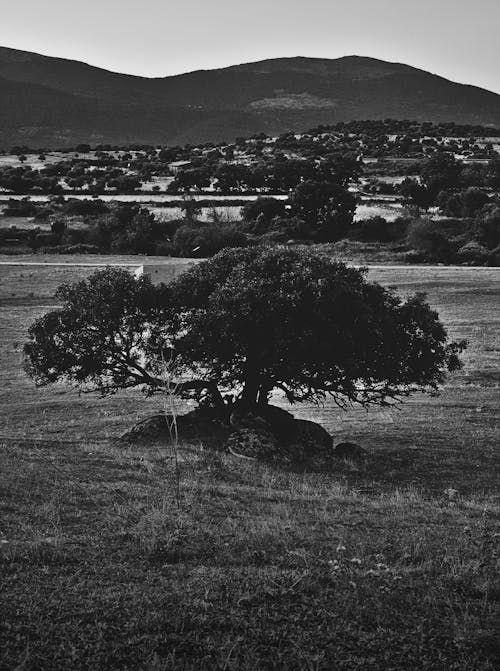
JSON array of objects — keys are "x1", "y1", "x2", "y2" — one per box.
[
  {"x1": 257, "y1": 386, "x2": 270, "y2": 406},
  {"x1": 207, "y1": 382, "x2": 227, "y2": 414},
  {"x1": 241, "y1": 381, "x2": 259, "y2": 407},
  {"x1": 240, "y1": 367, "x2": 261, "y2": 407}
]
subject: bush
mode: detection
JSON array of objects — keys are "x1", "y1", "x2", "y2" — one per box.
[
  {"x1": 153, "y1": 241, "x2": 176, "y2": 256},
  {"x1": 3, "y1": 198, "x2": 39, "y2": 217},
  {"x1": 241, "y1": 197, "x2": 287, "y2": 225},
  {"x1": 34, "y1": 233, "x2": 59, "y2": 248},
  {"x1": 158, "y1": 218, "x2": 186, "y2": 239},
  {"x1": 172, "y1": 224, "x2": 248, "y2": 257},
  {"x1": 474, "y1": 208, "x2": 500, "y2": 249},
  {"x1": 488, "y1": 245, "x2": 500, "y2": 267},
  {"x1": 437, "y1": 188, "x2": 490, "y2": 218},
  {"x1": 456, "y1": 241, "x2": 490, "y2": 266},
  {"x1": 0, "y1": 246, "x2": 31, "y2": 255},
  {"x1": 55, "y1": 244, "x2": 101, "y2": 254},
  {"x1": 257, "y1": 230, "x2": 290, "y2": 245},
  {"x1": 288, "y1": 179, "x2": 356, "y2": 241},
  {"x1": 406, "y1": 218, "x2": 453, "y2": 262},
  {"x1": 62, "y1": 199, "x2": 110, "y2": 216},
  {"x1": 350, "y1": 216, "x2": 407, "y2": 242},
  {"x1": 404, "y1": 249, "x2": 430, "y2": 263}
]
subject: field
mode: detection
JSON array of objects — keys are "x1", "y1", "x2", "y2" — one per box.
[{"x1": 0, "y1": 259, "x2": 499, "y2": 670}]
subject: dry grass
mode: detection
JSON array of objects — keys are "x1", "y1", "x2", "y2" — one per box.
[{"x1": 0, "y1": 260, "x2": 499, "y2": 669}]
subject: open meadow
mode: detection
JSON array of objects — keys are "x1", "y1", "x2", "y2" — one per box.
[{"x1": 0, "y1": 257, "x2": 499, "y2": 670}]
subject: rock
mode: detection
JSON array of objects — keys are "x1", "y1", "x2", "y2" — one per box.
[
  {"x1": 229, "y1": 404, "x2": 296, "y2": 442},
  {"x1": 258, "y1": 405, "x2": 296, "y2": 441},
  {"x1": 456, "y1": 241, "x2": 489, "y2": 265},
  {"x1": 282, "y1": 419, "x2": 335, "y2": 466},
  {"x1": 120, "y1": 414, "x2": 167, "y2": 441},
  {"x1": 334, "y1": 442, "x2": 368, "y2": 461},
  {"x1": 120, "y1": 408, "x2": 232, "y2": 447},
  {"x1": 224, "y1": 428, "x2": 282, "y2": 461},
  {"x1": 229, "y1": 406, "x2": 271, "y2": 433},
  {"x1": 294, "y1": 419, "x2": 333, "y2": 450},
  {"x1": 444, "y1": 487, "x2": 459, "y2": 501},
  {"x1": 120, "y1": 404, "x2": 336, "y2": 469},
  {"x1": 227, "y1": 410, "x2": 334, "y2": 465}
]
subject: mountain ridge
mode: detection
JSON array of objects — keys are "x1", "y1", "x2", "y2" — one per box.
[{"x1": 1, "y1": 47, "x2": 499, "y2": 147}]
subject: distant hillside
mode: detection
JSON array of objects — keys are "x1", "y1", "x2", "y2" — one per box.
[{"x1": 1, "y1": 48, "x2": 500, "y2": 147}]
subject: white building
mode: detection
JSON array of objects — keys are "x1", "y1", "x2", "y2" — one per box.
[{"x1": 134, "y1": 259, "x2": 199, "y2": 284}]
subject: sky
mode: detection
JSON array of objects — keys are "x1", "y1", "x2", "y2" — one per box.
[{"x1": 1, "y1": 0, "x2": 499, "y2": 93}]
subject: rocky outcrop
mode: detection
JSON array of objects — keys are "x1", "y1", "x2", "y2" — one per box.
[
  {"x1": 227, "y1": 405, "x2": 336, "y2": 467},
  {"x1": 120, "y1": 407, "x2": 232, "y2": 448},
  {"x1": 120, "y1": 404, "x2": 369, "y2": 469},
  {"x1": 224, "y1": 428, "x2": 281, "y2": 461},
  {"x1": 229, "y1": 404, "x2": 296, "y2": 441},
  {"x1": 334, "y1": 442, "x2": 368, "y2": 461}
]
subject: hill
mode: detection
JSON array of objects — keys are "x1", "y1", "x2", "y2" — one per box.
[{"x1": 1, "y1": 47, "x2": 500, "y2": 147}]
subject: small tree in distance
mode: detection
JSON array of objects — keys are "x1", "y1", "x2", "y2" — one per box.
[
  {"x1": 288, "y1": 180, "x2": 357, "y2": 241},
  {"x1": 24, "y1": 247, "x2": 465, "y2": 418}
]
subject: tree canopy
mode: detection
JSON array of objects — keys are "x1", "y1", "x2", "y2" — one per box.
[
  {"x1": 288, "y1": 180, "x2": 356, "y2": 240},
  {"x1": 24, "y1": 247, "x2": 465, "y2": 413}
]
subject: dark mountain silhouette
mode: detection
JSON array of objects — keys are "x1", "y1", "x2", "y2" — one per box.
[{"x1": 1, "y1": 47, "x2": 499, "y2": 147}]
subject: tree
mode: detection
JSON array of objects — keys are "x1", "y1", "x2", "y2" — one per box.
[
  {"x1": 461, "y1": 188, "x2": 489, "y2": 218},
  {"x1": 51, "y1": 219, "x2": 66, "y2": 244},
  {"x1": 400, "y1": 178, "x2": 434, "y2": 211},
  {"x1": 421, "y1": 152, "x2": 461, "y2": 199},
  {"x1": 474, "y1": 207, "x2": 500, "y2": 249},
  {"x1": 107, "y1": 175, "x2": 142, "y2": 193},
  {"x1": 241, "y1": 197, "x2": 287, "y2": 225},
  {"x1": 180, "y1": 198, "x2": 202, "y2": 222},
  {"x1": 316, "y1": 153, "x2": 362, "y2": 188},
  {"x1": 487, "y1": 157, "x2": 500, "y2": 189},
  {"x1": 172, "y1": 223, "x2": 247, "y2": 258},
  {"x1": 406, "y1": 218, "x2": 453, "y2": 262},
  {"x1": 84, "y1": 205, "x2": 166, "y2": 254},
  {"x1": 167, "y1": 167, "x2": 211, "y2": 193},
  {"x1": 24, "y1": 248, "x2": 464, "y2": 415},
  {"x1": 214, "y1": 163, "x2": 251, "y2": 192},
  {"x1": 270, "y1": 158, "x2": 316, "y2": 190},
  {"x1": 288, "y1": 180, "x2": 356, "y2": 241}
]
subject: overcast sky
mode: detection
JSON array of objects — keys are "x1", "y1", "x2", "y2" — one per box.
[{"x1": 1, "y1": 0, "x2": 499, "y2": 93}]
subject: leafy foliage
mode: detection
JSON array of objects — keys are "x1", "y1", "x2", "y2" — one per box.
[
  {"x1": 288, "y1": 180, "x2": 357, "y2": 241},
  {"x1": 24, "y1": 270, "x2": 161, "y2": 392},
  {"x1": 24, "y1": 248, "x2": 465, "y2": 410}
]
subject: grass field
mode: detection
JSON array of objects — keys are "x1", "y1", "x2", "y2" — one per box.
[{"x1": 0, "y1": 259, "x2": 499, "y2": 670}]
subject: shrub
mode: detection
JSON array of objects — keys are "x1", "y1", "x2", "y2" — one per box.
[
  {"x1": 62, "y1": 199, "x2": 110, "y2": 216},
  {"x1": 406, "y1": 218, "x2": 453, "y2": 262},
  {"x1": 404, "y1": 249, "x2": 429, "y2": 263},
  {"x1": 241, "y1": 197, "x2": 287, "y2": 224},
  {"x1": 257, "y1": 230, "x2": 290, "y2": 245},
  {"x1": 288, "y1": 180, "x2": 356, "y2": 241},
  {"x1": 350, "y1": 216, "x2": 408, "y2": 242},
  {"x1": 158, "y1": 218, "x2": 186, "y2": 239},
  {"x1": 488, "y1": 245, "x2": 500, "y2": 267},
  {"x1": 3, "y1": 198, "x2": 39, "y2": 217},
  {"x1": 55, "y1": 244, "x2": 101, "y2": 254},
  {"x1": 474, "y1": 208, "x2": 500, "y2": 249},
  {"x1": 172, "y1": 224, "x2": 247, "y2": 257},
  {"x1": 153, "y1": 241, "x2": 176, "y2": 256},
  {"x1": 456, "y1": 241, "x2": 490, "y2": 266}
]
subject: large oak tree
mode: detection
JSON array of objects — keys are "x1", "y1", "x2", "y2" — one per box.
[{"x1": 24, "y1": 247, "x2": 465, "y2": 414}]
